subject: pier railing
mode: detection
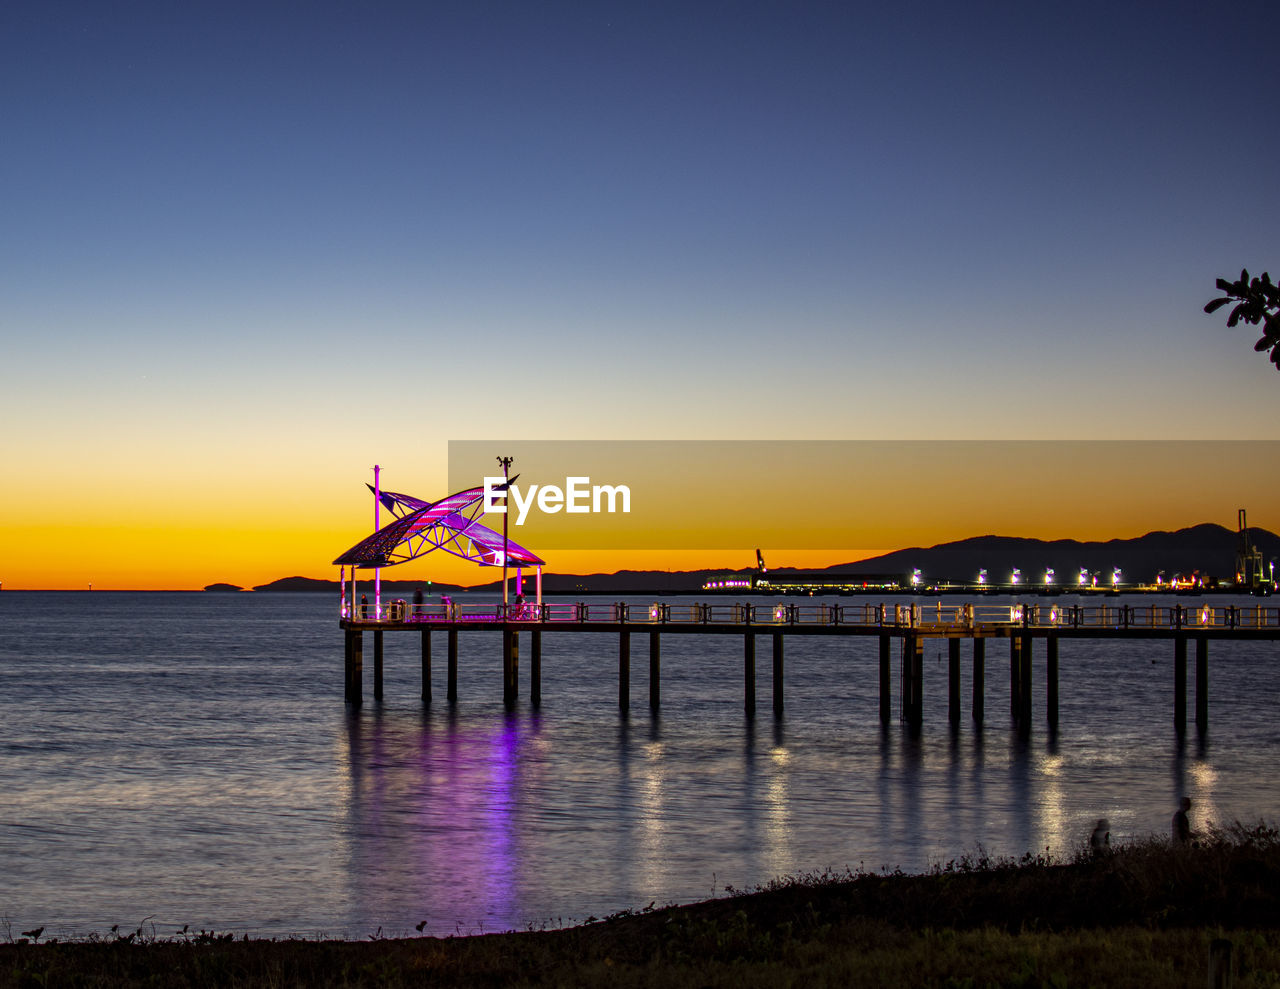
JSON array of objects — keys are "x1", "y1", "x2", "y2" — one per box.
[{"x1": 344, "y1": 600, "x2": 1280, "y2": 630}]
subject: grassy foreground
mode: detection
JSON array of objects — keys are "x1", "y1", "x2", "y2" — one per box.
[{"x1": 4, "y1": 824, "x2": 1280, "y2": 988}]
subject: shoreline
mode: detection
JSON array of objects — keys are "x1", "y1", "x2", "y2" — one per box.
[{"x1": 4, "y1": 825, "x2": 1279, "y2": 987}]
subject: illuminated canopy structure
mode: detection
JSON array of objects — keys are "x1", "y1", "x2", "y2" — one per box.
[{"x1": 333, "y1": 484, "x2": 545, "y2": 570}]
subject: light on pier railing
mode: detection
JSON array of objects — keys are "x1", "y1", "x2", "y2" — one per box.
[
  {"x1": 1050, "y1": 605, "x2": 1060, "y2": 624},
  {"x1": 773, "y1": 604, "x2": 787, "y2": 622},
  {"x1": 1200, "y1": 605, "x2": 1211, "y2": 625}
]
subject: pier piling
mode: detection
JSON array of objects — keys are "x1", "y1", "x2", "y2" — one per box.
[
  {"x1": 1174, "y1": 634, "x2": 1188, "y2": 732},
  {"x1": 346, "y1": 630, "x2": 363, "y2": 705},
  {"x1": 1019, "y1": 634, "x2": 1033, "y2": 730},
  {"x1": 619, "y1": 630, "x2": 630, "y2": 711},
  {"x1": 772, "y1": 632, "x2": 784, "y2": 717},
  {"x1": 501, "y1": 629, "x2": 513, "y2": 706},
  {"x1": 1009, "y1": 636, "x2": 1021, "y2": 720},
  {"x1": 879, "y1": 634, "x2": 891, "y2": 724},
  {"x1": 901, "y1": 634, "x2": 923, "y2": 726},
  {"x1": 1047, "y1": 635, "x2": 1059, "y2": 730},
  {"x1": 650, "y1": 631, "x2": 661, "y2": 710},
  {"x1": 1195, "y1": 636, "x2": 1208, "y2": 732},
  {"x1": 373, "y1": 630, "x2": 384, "y2": 702},
  {"x1": 421, "y1": 630, "x2": 431, "y2": 703},
  {"x1": 343, "y1": 630, "x2": 351, "y2": 700},
  {"x1": 744, "y1": 633, "x2": 756, "y2": 714},
  {"x1": 948, "y1": 638, "x2": 961, "y2": 725},
  {"x1": 972, "y1": 637, "x2": 985, "y2": 724},
  {"x1": 447, "y1": 629, "x2": 458, "y2": 703},
  {"x1": 531, "y1": 629, "x2": 542, "y2": 707}
]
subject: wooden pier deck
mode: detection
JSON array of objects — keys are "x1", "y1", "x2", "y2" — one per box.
[{"x1": 339, "y1": 601, "x2": 1280, "y2": 731}]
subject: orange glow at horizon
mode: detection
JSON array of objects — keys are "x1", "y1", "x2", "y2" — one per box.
[{"x1": 4, "y1": 440, "x2": 1278, "y2": 590}]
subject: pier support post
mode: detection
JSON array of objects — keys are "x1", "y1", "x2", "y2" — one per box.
[
  {"x1": 948, "y1": 638, "x2": 961, "y2": 726},
  {"x1": 346, "y1": 630, "x2": 363, "y2": 705},
  {"x1": 421, "y1": 630, "x2": 431, "y2": 704},
  {"x1": 373, "y1": 630, "x2": 384, "y2": 702},
  {"x1": 447, "y1": 629, "x2": 458, "y2": 703},
  {"x1": 901, "y1": 634, "x2": 923, "y2": 726},
  {"x1": 649, "y1": 631, "x2": 661, "y2": 711},
  {"x1": 744, "y1": 633, "x2": 756, "y2": 714},
  {"x1": 972, "y1": 637, "x2": 985, "y2": 724},
  {"x1": 772, "y1": 632, "x2": 784, "y2": 717},
  {"x1": 1174, "y1": 634, "x2": 1187, "y2": 732},
  {"x1": 531, "y1": 629, "x2": 542, "y2": 708},
  {"x1": 344, "y1": 630, "x2": 351, "y2": 699},
  {"x1": 1195, "y1": 636, "x2": 1208, "y2": 732},
  {"x1": 502, "y1": 628, "x2": 515, "y2": 707},
  {"x1": 502, "y1": 629, "x2": 512, "y2": 702},
  {"x1": 1010, "y1": 636, "x2": 1021, "y2": 718},
  {"x1": 619, "y1": 630, "x2": 630, "y2": 711},
  {"x1": 1047, "y1": 635, "x2": 1059, "y2": 730},
  {"x1": 1019, "y1": 634, "x2": 1033, "y2": 729},
  {"x1": 879, "y1": 634, "x2": 892, "y2": 724}
]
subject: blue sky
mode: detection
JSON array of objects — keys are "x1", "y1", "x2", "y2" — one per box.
[{"x1": 2, "y1": 0, "x2": 1278, "y2": 585}]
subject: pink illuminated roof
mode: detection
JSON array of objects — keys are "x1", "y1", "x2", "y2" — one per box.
[{"x1": 333, "y1": 485, "x2": 545, "y2": 569}]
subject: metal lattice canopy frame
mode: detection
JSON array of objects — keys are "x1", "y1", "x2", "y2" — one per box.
[{"x1": 332, "y1": 485, "x2": 545, "y2": 570}]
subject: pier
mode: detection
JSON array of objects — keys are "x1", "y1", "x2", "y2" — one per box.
[{"x1": 340, "y1": 600, "x2": 1280, "y2": 731}]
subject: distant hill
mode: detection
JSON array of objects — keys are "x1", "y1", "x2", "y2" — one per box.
[
  {"x1": 244, "y1": 524, "x2": 1279, "y2": 593},
  {"x1": 252, "y1": 571, "x2": 721, "y2": 594},
  {"x1": 253, "y1": 575, "x2": 469, "y2": 594},
  {"x1": 203, "y1": 582, "x2": 244, "y2": 592},
  {"x1": 818, "y1": 524, "x2": 1280, "y2": 584}
]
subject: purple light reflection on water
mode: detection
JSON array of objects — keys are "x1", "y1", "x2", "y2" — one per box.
[{"x1": 336, "y1": 711, "x2": 541, "y2": 935}]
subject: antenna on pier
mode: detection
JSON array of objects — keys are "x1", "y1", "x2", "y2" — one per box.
[{"x1": 1237, "y1": 508, "x2": 1264, "y2": 589}]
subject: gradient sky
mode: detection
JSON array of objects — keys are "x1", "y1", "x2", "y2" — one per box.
[{"x1": 2, "y1": 1, "x2": 1278, "y2": 589}]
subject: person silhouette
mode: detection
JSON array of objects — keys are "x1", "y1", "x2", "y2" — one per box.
[
  {"x1": 1172, "y1": 797, "x2": 1193, "y2": 845},
  {"x1": 1090, "y1": 818, "x2": 1111, "y2": 857}
]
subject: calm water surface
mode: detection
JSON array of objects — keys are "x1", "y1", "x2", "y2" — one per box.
[{"x1": 1, "y1": 591, "x2": 1278, "y2": 938}]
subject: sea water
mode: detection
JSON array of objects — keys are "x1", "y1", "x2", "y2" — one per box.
[{"x1": 1, "y1": 590, "x2": 1277, "y2": 939}]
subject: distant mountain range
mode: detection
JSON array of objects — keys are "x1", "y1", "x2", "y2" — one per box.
[
  {"x1": 209, "y1": 523, "x2": 1279, "y2": 594},
  {"x1": 817, "y1": 523, "x2": 1280, "y2": 584}
]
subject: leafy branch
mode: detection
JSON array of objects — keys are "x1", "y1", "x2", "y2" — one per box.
[{"x1": 1205, "y1": 268, "x2": 1280, "y2": 368}]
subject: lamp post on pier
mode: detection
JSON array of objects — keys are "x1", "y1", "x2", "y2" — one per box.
[
  {"x1": 373, "y1": 464, "x2": 381, "y2": 619},
  {"x1": 497, "y1": 456, "x2": 513, "y2": 612}
]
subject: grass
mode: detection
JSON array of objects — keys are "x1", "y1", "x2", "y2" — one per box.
[{"x1": 3, "y1": 823, "x2": 1280, "y2": 987}]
